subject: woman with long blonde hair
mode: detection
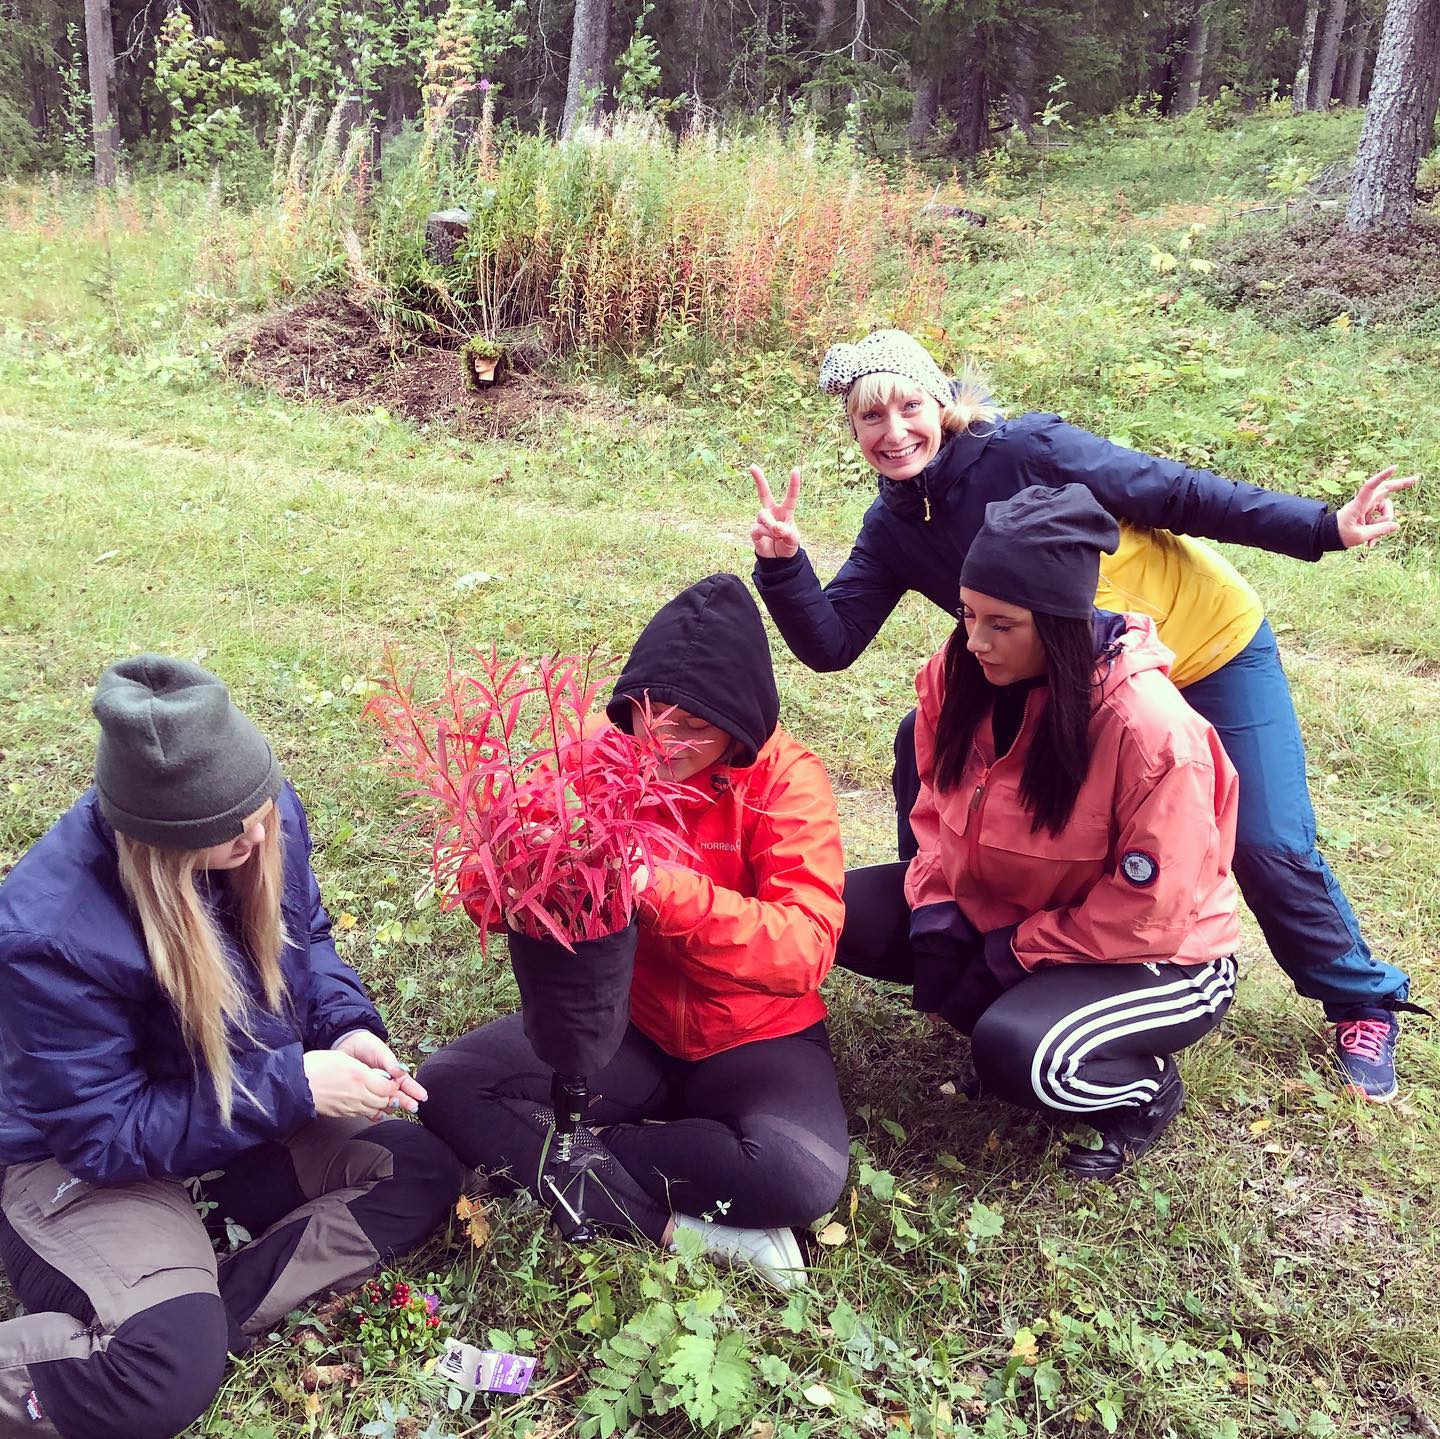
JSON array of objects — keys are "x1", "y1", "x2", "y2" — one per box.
[{"x1": 0, "y1": 656, "x2": 461, "y2": 1439}]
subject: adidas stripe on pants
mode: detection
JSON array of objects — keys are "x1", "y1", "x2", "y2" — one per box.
[
  {"x1": 970, "y1": 955, "x2": 1236, "y2": 1117},
  {"x1": 836, "y1": 861, "x2": 1236, "y2": 1122}
]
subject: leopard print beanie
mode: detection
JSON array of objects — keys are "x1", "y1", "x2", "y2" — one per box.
[{"x1": 817, "y1": 330, "x2": 952, "y2": 407}]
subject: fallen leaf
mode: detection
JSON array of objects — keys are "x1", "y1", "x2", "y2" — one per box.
[
  {"x1": 453, "y1": 571, "x2": 495, "y2": 591},
  {"x1": 816, "y1": 1221, "x2": 848, "y2": 1246},
  {"x1": 803, "y1": 1383, "x2": 836, "y2": 1408},
  {"x1": 335, "y1": 912, "x2": 358, "y2": 931},
  {"x1": 1248, "y1": 1118, "x2": 1272, "y2": 1136},
  {"x1": 1009, "y1": 1328, "x2": 1041, "y2": 1365},
  {"x1": 300, "y1": 1363, "x2": 359, "y2": 1392},
  {"x1": 456, "y1": 1192, "x2": 493, "y2": 1250}
]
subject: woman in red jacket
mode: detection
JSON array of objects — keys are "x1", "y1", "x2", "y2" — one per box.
[
  {"x1": 419, "y1": 575, "x2": 848, "y2": 1289},
  {"x1": 839, "y1": 485, "x2": 1241, "y2": 1179}
]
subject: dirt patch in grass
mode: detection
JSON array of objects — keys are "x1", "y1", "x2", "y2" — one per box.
[
  {"x1": 1199, "y1": 213, "x2": 1440, "y2": 333},
  {"x1": 220, "y1": 289, "x2": 616, "y2": 440}
]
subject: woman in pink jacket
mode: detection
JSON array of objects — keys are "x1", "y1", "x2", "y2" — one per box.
[{"x1": 838, "y1": 484, "x2": 1241, "y2": 1179}]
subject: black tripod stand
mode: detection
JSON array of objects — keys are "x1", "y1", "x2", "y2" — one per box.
[{"x1": 538, "y1": 1072, "x2": 600, "y2": 1243}]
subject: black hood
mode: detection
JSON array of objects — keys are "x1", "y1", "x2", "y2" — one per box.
[{"x1": 606, "y1": 574, "x2": 779, "y2": 768}]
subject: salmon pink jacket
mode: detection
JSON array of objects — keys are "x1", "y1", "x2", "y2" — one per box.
[
  {"x1": 632, "y1": 727, "x2": 845, "y2": 1061},
  {"x1": 905, "y1": 613, "x2": 1240, "y2": 972}
]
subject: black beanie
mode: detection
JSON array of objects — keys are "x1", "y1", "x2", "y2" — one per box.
[
  {"x1": 606, "y1": 575, "x2": 779, "y2": 768},
  {"x1": 92, "y1": 655, "x2": 283, "y2": 849},
  {"x1": 960, "y1": 484, "x2": 1121, "y2": 619}
]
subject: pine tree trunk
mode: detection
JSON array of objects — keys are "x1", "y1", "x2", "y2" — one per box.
[
  {"x1": 812, "y1": 0, "x2": 838, "y2": 110},
  {"x1": 1003, "y1": 18, "x2": 1038, "y2": 136},
  {"x1": 1201, "y1": 11, "x2": 1226, "y2": 101},
  {"x1": 1343, "y1": 17, "x2": 1375, "y2": 103},
  {"x1": 1311, "y1": 0, "x2": 1349, "y2": 107},
  {"x1": 1173, "y1": 2, "x2": 1211, "y2": 115},
  {"x1": 749, "y1": 0, "x2": 772, "y2": 109},
  {"x1": 815, "y1": 0, "x2": 837, "y2": 49},
  {"x1": 562, "y1": 0, "x2": 609, "y2": 136},
  {"x1": 1423, "y1": 27, "x2": 1440, "y2": 144},
  {"x1": 1345, "y1": 0, "x2": 1440, "y2": 229},
  {"x1": 83, "y1": 0, "x2": 116, "y2": 186},
  {"x1": 948, "y1": 37, "x2": 990, "y2": 158},
  {"x1": 848, "y1": 0, "x2": 869, "y2": 107},
  {"x1": 907, "y1": 72, "x2": 940, "y2": 144},
  {"x1": 1293, "y1": 0, "x2": 1321, "y2": 111}
]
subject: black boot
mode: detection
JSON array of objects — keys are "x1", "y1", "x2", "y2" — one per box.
[{"x1": 1059, "y1": 1063, "x2": 1186, "y2": 1182}]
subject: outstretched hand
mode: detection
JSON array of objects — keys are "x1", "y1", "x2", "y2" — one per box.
[
  {"x1": 750, "y1": 465, "x2": 803, "y2": 560},
  {"x1": 1336, "y1": 466, "x2": 1417, "y2": 549}
]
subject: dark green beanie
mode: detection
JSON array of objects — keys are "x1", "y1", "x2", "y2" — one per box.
[{"x1": 92, "y1": 655, "x2": 283, "y2": 850}]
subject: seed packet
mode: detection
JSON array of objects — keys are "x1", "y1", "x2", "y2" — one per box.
[{"x1": 436, "y1": 1338, "x2": 537, "y2": 1395}]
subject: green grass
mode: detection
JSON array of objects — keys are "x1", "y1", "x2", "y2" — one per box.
[{"x1": 2, "y1": 106, "x2": 1440, "y2": 1438}]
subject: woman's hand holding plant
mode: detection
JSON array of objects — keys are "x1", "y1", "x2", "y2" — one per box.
[
  {"x1": 303, "y1": 1049, "x2": 409, "y2": 1122},
  {"x1": 750, "y1": 465, "x2": 803, "y2": 559},
  {"x1": 1335, "y1": 465, "x2": 1417, "y2": 549},
  {"x1": 334, "y1": 1029, "x2": 428, "y2": 1113}
]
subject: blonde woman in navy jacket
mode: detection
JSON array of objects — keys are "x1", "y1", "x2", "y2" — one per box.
[{"x1": 0, "y1": 657, "x2": 461, "y2": 1439}]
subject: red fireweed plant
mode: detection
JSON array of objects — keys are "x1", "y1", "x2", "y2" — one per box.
[{"x1": 366, "y1": 647, "x2": 698, "y2": 949}]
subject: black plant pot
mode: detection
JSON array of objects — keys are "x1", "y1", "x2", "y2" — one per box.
[{"x1": 506, "y1": 920, "x2": 638, "y2": 1079}]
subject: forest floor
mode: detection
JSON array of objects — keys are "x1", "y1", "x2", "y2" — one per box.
[{"x1": 2, "y1": 106, "x2": 1440, "y2": 1439}]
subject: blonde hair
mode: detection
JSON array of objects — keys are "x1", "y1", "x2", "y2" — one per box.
[
  {"x1": 846, "y1": 363, "x2": 1001, "y2": 435},
  {"x1": 116, "y1": 806, "x2": 290, "y2": 1127}
]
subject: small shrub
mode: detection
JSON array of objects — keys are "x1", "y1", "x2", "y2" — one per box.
[
  {"x1": 1198, "y1": 214, "x2": 1440, "y2": 332},
  {"x1": 364, "y1": 648, "x2": 693, "y2": 945}
]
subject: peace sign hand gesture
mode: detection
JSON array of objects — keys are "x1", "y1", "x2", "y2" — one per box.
[
  {"x1": 1336, "y1": 465, "x2": 1418, "y2": 549},
  {"x1": 750, "y1": 465, "x2": 803, "y2": 560}
]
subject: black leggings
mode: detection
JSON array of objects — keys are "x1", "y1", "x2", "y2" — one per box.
[
  {"x1": 418, "y1": 1017, "x2": 851, "y2": 1245},
  {"x1": 837, "y1": 863, "x2": 1237, "y2": 1121}
]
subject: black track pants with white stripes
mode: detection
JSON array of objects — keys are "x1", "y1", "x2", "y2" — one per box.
[{"x1": 837, "y1": 863, "x2": 1237, "y2": 1122}]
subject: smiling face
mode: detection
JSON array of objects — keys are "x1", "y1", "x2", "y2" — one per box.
[
  {"x1": 850, "y1": 379, "x2": 945, "y2": 482},
  {"x1": 197, "y1": 802, "x2": 275, "y2": 871},
  {"x1": 632, "y1": 700, "x2": 733, "y2": 780},
  {"x1": 959, "y1": 588, "x2": 1048, "y2": 687}
]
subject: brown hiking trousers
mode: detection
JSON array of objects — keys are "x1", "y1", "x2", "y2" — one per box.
[{"x1": 0, "y1": 1117, "x2": 461, "y2": 1438}]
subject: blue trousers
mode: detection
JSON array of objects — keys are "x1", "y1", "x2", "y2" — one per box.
[{"x1": 893, "y1": 620, "x2": 1410, "y2": 1019}]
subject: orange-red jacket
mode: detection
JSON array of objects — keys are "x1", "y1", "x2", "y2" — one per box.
[
  {"x1": 632, "y1": 727, "x2": 845, "y2": 1060},
  {"x1": 905, "y1": 615, "x2": 1240, "y2": 971}
]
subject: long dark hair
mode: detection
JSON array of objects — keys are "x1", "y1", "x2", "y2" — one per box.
[{"x1": 933, "y1": 611, "x2": 1102, "y2": 836}]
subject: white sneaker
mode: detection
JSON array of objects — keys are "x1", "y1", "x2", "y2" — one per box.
[{"x1": 672, "y1": 1214, "x2": 809, "y2": 1291}]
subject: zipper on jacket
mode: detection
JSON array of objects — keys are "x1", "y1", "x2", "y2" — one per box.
[
  {"x1": 966, "y1": 691, "x2": 1039, "y2": 875},
  {"x1": 967, "y1": 768, "x2": 991, "y2": 875},
  {"x1": 923, "y1": 493, "x2": 932, "y2": 522}
]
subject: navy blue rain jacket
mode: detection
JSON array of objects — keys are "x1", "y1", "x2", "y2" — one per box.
[
  {"x1": 0, "y1": 784, "x2": 385, "y2": 1185},
  {"x1": 753, "y1": 412, "x2": 1342, "y2": 672}
]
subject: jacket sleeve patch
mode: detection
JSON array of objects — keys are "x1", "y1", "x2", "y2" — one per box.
[{"x1": 1120, "y1": 850, "x2": 1159, "y2": 887}]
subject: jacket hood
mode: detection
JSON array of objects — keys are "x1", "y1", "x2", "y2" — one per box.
[
  {"x1": 1095, "y1": 610, "x2": 1174, "y2": 699},
  {"x1": 606, "y1": 574, "x2": 779, "y2": 768}
]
